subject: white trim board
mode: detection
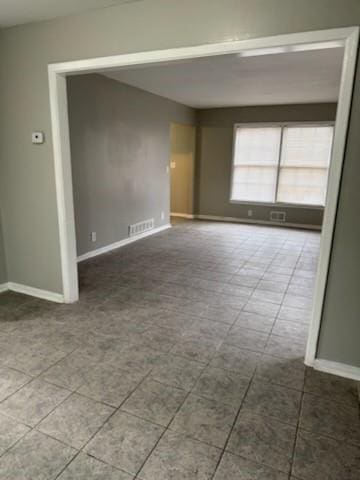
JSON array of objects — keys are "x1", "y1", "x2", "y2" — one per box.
[
  {"x1": 195, "y1": 214, "x2": 322, "y2": 231},
  {"x1": 2, "y1": 282, "x2": 64, "y2": 303},
  {"x1": 47, "y1": 27, "x2": 359, "y2": 380},
  {"x1": 313, "y1": 359, "x2": 360, "y2": 382},
  {"x1": 170, "y1": 213, "x2": 195, "y2": 219},
  {"x1": 77, "y1": 224, "x2": 171, "y2": 262}
]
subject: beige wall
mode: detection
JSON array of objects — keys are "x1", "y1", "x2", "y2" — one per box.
[
  {"x1": 67, "y1": 74, "x2": 195, "y2": 256},
  {"x1": 195, "y1": 103, "x2": 337, "y2": 227},
  {"x1": 170, "y1": 123, "x2": 196, "y2": 215},
  {"x1": 0, "y1": 0, "x2": 359, "y2": 367}
]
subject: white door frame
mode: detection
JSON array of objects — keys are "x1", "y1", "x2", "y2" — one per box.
[{"x1": 48, "y1": 27, "x2": 359, "y2": 369}]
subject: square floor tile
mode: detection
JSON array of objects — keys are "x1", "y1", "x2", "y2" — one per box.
[
  {"x1": 242, "y1": 381, "x2": 302, "y2": 425},
  {"x1": 272, "y1": 319, "x2": 308, "y2": 340},
  {"x1": 234, "y1": 312, "x2": 275, "y2": 334},
  {"x1": 213, "y1": 452, "x2": 288, "y2": 480},
  {"x1": 0, "y1": 378, "x2": 70, "y2": 426},
  {"x1": 257, "y1": 280, "x2": 288, "y2": 294},
  {"x1": 170, "y1": 394, "x2": 237, "y2": 448},
  {"x1": 277, "y1": 305, "x2": 310, "y2": 324},
  {"x1": 77, "y1": 364, "x2": 144, "y2": 407},
  {"x1": 243, "y1": 300, "x2": 280, "y2": 318},
  {"x1": 210, "y1": 344, "x2": 260, "y2": 376},
  {"x1": 300, "y1": 393, "x2": 360, "y2": 444},
  {"x1": 264, "y1": 335, "x2": 306, "y2": 361},
  {"x1": 40, "y1": 352, "x2": 93, "y2": 390},
  {"x1": 193, "y1": 366, "x2": 250, "y2": 407},
  {"x1": 184, "y1": 318, "x2": 230, "y2": 340},
  {"x1": 293, "y1": 429, "x2": 360, "y2": 480},
  {"x1": 150, "y1": 354, "x2": 206, "y2": 390},
  {"x1": 4, "y1": 340, "x2": 67, "y2": 376},
  {"x1": 231, "y1": 275, "x2": 261, "y2": 288},
  {"x1": 251, "y1": 289, "x2": 284, "y2": 305},
  {"x1": 170, "y1": 335, "x2": 221, "y2": 363},
  {"x1": 225, "y1": 327, "x2": 269, "y2": 353},
  {"x1": 85, "y1": 411, "x2": 164, "y2": 475},
  {"x1": 255, "y1": 354, "x2": 305, "y2": 391},
  {"x1": 111, "y1": 345, "x2": 164, "y2": 375},
  {"x1": 282, "y1": 294, "x2": 312, "y2": 310},
  {"x1": 0, "y1": 366, "x2": 31, "y2": 402},
  {"x1": 37, "y1": 393, "x2": 114, "y2": 448},
  {"x1": 201, "y1": 305, "x2": 242, "y2": 324},
  {"x1": 0, "y1": 430, "x2": 76, "y2": 480},
  {"x1": 58, "y1": 452, "x2": 133, "y2": 479},
  {"x1": 138, "y1": 325, "x2": 181, "y2": 352},
  {"x1": 304, "y1": 368, "x2": 359, "y2": 406},
  {"x1": 0, "y1": 414, "x2": 30, "y2": 455},
  {"x1": 121, "y1": 378, "x2": 187, "y2": 426},
  {"x1": 138, "y1": 430, "x2": 221, "y2": 480},
  {"x1": 227, "y1": 412, "x2": 296, "y2": 473}
]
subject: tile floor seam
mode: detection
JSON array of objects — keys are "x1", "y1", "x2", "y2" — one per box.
[
  {"x1": 2, "y1": 221, "x2": 358, "y2": 480},
  {"x1": 52, "y1": 369, "x2": 156, "y2": 480},
  {"x1": 209, "y1": 364, "x2": 257, "y2": 479}
]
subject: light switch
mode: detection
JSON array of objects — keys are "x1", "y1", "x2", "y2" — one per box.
[{"x1": 32, "y1": 131, "x2": 44, "y2": 144}]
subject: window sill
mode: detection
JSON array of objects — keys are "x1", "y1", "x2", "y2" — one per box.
[{"x1": 229, "y1": 200, "x2": 325, "y2": 210}]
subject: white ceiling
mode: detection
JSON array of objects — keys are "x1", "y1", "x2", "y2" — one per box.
[
  {"x1": 104, "y1": 47, "x2": 343, "y2": 108},
  {"x1": 0, "y1": 0, "x2": 140, "y2": 28}
]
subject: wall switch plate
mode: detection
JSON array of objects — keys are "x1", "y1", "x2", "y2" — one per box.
[
  {"x1": 161, "y1": 211, "x2": 165, "y2": 220},
  {"x1": 91, "y1": 232, "x2": 96, "y2": 242},
  {"x1": 166, "y1": 166, "x2": 170, "y2": 174},
  {"x1": 32, "y1": 131, "x2": 44, "y2": 144}
]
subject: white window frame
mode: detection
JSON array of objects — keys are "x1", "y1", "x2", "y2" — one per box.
[{"x1": 230, "y1": 121, "x2": 335, "y2": 209}]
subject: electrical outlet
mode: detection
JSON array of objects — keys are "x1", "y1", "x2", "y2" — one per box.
[
  {"x1": 248, "y1": 209, "x2": 253, "y2": 217},
  {"x1": 91, "y1": 232, "x2": 96, "y2": 242}
]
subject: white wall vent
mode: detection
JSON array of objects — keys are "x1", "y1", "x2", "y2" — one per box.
[
  {"x1": 129, "y1": 218, "x2": 155, "y2": 237},
  {"x1": 270, "y1": 211, "x2": 286, "y2": 222}
]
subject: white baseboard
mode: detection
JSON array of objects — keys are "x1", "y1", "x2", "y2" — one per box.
[
  {"x1": 0, "y1": 283, "x2": 9, "y2": 293},
  {"x1": 195, "y1": 214, "x2": 322, "y2": 231},
  {"x1": 312, "y1": 358, "x2": 360, "y2": 382},
  {"x1": 6, "y1": 282, "x2": 64, "y2": 303},
  {"x1": 170, "y1": 212, "x2": 195, "y2": 219},
  {"x1": 77, "y1": 224, "x2": 171, "y2": 262}
]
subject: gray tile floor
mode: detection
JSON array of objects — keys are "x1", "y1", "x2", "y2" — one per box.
[{"x1": 0, "y1": 219, "x2": 359, "y2": 479}]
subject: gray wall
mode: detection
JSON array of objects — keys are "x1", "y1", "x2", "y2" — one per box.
[
  {"x1": 195, "y1": 104, "x2": 337, "y2": 227},
  {"x1": 67, "y1": 74, "x2": 195, "y2": 257},
  {"x1": 0, "y1": 212, "x2": 7, "y2": 284},
  {"x1": 0, "y1": 0, "x2": 359, "y2": 367}
]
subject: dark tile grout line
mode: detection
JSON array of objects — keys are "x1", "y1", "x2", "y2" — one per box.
[
  {"x1": 52, "y1": 368, "x2": 156, "y2": 479},
  {"x1": 0, "y1": 343, "x2": 83, "y2": 460},
  {"x1": 132, "y1": 387, "x2": 195, "y2": 479},
  {"x1": 206, "y1": 237, "x2": 307, "y2": 478},
  {"x1": 209, "y1": 363, "x2": 260, "y2": 479},
  {"x1": 53, "y1": 326, "x2": 224, "y2": 479},
  {"x1": 271, "y1": 239, "x2": 307, "y2": 479},
  {"x1": 0, "y1": 226, "x2": 330, "y2": 477}
]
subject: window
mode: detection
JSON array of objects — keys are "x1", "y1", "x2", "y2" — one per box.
[{"x1": 231, "y1": 124, "x2": 334, "y2": 206}]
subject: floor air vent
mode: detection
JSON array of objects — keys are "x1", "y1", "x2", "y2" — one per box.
[
  {"x1": 129, "y1": 218, "x2": 154, "y2": 237},
  {"x1": 270, "y1": 211, "x2": 286, "y2": 222}
]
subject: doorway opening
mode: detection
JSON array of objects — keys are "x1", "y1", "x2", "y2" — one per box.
[
  {"x1": 170, "y1": 122, "x2": 196, "y2": 224},
  {"x1": 49, "y1": 27, "x2": 359, "y2": 373}
]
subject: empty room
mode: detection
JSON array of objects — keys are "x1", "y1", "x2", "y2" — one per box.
[{"x1": 0, "y1": 1, "x2": 360, "y2": 480}]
